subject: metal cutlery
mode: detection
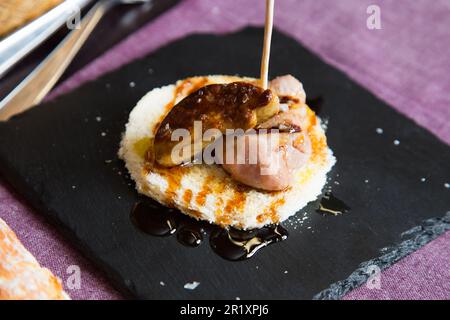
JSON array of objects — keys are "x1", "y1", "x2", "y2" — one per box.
[{"x1": 0, "y1": 0, "x2": 151, "y2": 121}]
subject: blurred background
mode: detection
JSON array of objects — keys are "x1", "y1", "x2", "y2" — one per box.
[{"x1": 0, "y1": 0, "x2": 180, "y2": 101}]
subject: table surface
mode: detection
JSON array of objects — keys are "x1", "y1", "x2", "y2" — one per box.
[{"x1": 1, "y1": 0, "x2": 449, "y2": 300}]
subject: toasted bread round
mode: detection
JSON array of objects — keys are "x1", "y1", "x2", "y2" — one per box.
[{"x1": 119, "y1": 75, "x2": 335, "y2": 230}]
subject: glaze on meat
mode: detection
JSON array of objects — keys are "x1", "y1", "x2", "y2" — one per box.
[{"x1": 154, "y1": 82, "x2": 279, "y2": 166}]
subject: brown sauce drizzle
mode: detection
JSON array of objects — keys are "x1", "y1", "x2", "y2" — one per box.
[
  {"x1": 217, "y1": 188, "x2": 247, "y2": 227},
  {"x1": 143, "y1": 78, "x2": 213, "y2": 206},
  {"x1": 182, "y1": 189, "x2": 193, "y2": 205},
  {"x1": 279, "y1": 96, "x2": 300, "y2": 104},
  {"x1": 256, "y1": 198, "x2": 285, "y2": 224},
  {"x1": 308, "y1": 127, "x2": 327, "y2": 164},
  {"x1": 167, "y1": 78, "x2": 209, "y2": 112},
  {"x1": 131, "y1": 202, "x2": 177, "y2": 236},
  {"x1": 210, "y1": 225, "x2": 288, "y2": 261},
  {"x1": 159, "y1": 166, "x2": 186, "y2": 207},
  {"x1": 195, "y1": 176, "x2": 213, "y2": 207},
  {"x1": 224, "y1": 191, "x2": 246, "y2": 214},
  {"x1": 130, "y1": 199, "x2": 288, "y2": 258}
]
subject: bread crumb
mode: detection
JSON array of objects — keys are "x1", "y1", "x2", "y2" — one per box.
[{"x1": 184, "y1": 281, "x2": 200, "y2": 290}]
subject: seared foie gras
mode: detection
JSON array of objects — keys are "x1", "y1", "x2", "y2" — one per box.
[{"x1": 154, "y1": 82, "x2": 279, "y2": 167}]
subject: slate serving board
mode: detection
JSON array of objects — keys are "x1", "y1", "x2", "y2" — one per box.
[{"x1": 0, "y1": 28, "x2": 449, "y2": 299}]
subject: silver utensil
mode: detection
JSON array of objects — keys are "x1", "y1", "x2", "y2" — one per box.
[
  {"x1": 0, "y1": 0, "x2": 151, "y2": 121},
  {"x1": 0, "y1": 0, "x2": 92, "y2": 78}
]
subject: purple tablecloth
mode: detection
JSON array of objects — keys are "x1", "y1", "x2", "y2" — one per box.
[{"x1": 1, "y1": 0, "x2": 449, "y2": 300}]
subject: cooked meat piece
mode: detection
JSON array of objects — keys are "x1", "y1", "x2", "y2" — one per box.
[
  {"x1": 154, "y1": 82, "x2": 279, "y2": 166},
  {"x1": 257, "y1": 106, "x2": 309, "y2": 133},
  {"x1": 218, "y1": 131, "x2": 312, "y2": 191},
  {"x1": 269, "y1": 74, "x2": 306, "y2": 103}
]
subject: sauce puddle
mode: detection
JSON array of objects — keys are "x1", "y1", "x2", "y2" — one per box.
[
  {"x1": 316, "y1": 192, "x2": 350, "y2": 216},
  {"x1": 130, "y1": 199, "x2": 288, "y2": 260},
  {"x1": 210, "y1": 225, "x2": 288, "y2": 261},
  {"x1": 131, "y1": 202, "x2": 177, "y2": 236},
  {"x1": 177, "y1": 227, "x2": 203, "y2": 248}
]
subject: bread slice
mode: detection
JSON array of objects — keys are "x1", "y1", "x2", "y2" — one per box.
[{"x1": 119, "y1": 75, "x2": 335, "y2": 230}]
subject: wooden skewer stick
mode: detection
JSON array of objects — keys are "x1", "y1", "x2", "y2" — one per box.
[{"x1": 260, "y1": 0, "x2": 275, "y2": 89}]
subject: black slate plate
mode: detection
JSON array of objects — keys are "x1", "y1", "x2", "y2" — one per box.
[{"x1": 0, "y1": 28, "x2": 449, "y2": 299}]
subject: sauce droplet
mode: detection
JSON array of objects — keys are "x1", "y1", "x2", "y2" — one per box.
[
  {"x1": 177, "y1": 227, "x2": 203, "y2": 247},
  {"x1": 316, "y1": 192, "x2": 350, "y2": 216},
  {"x1": 130, "y1": 201, "x2": 177, "y2": 236}
]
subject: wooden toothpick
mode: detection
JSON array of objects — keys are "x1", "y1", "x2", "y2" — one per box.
[{"x1": 260, "y1": 0, "x2": 275, "y2": 89}]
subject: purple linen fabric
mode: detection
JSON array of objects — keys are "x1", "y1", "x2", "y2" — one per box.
[{"x1": 343, "y1": 230, "x2": 450, "y2": 300}]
